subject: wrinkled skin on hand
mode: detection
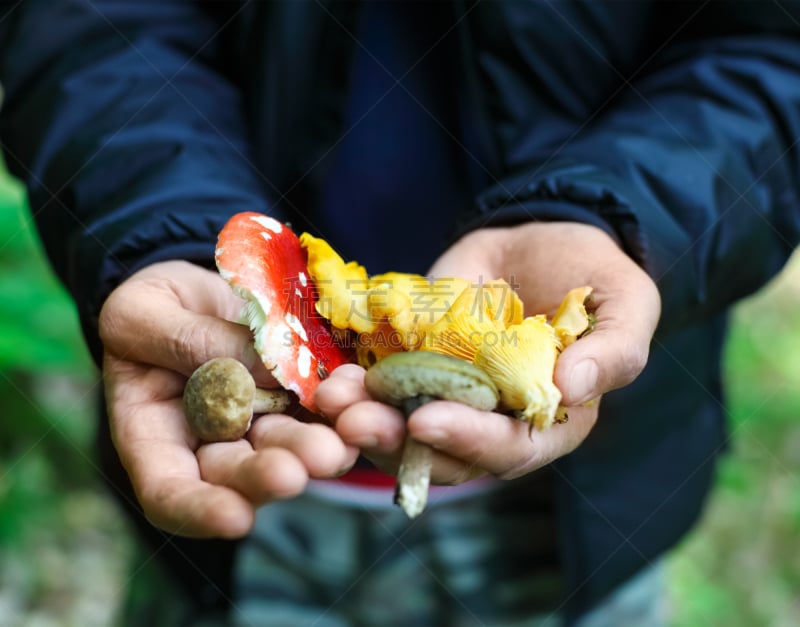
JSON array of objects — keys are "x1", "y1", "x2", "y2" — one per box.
[
  {"x1": 99, "y1": 260, "x2": 358, "y2": 538},
  {"x1": 316, "y1": 222, "x2": 661, "y2": 485}
]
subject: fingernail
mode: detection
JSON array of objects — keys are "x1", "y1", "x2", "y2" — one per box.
[
  {"x1": 568, "y1": 359, "x2": 598, "y2": 405},
  {"x1": 241, "y1": 344, "x2": 261, "y2": 370},
  {"x1": 332, "y1": 464, "x2": 355, "y2": 478},
  {"x1": 417, "y1": 428, "x2": 447, "y2": 445},
  {"x1": 353, "y1": 434, "x2": 378, "y2": 448}
]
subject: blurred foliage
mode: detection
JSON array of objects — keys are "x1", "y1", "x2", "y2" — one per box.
[
  {"x1": 667, "y1": 254, "x2": 800, "y2": 626},
  {"x1": 0, "y1": 171, "x2": 93, "y2": 371},
  {"x1": 0, "y1": 167, "x2": 129, "y2": 625},
  {"x1": 0, "y1": 167, "x2": 96, "y2": 540}
]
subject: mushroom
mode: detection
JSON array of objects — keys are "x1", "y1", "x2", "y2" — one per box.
[
  {"x1": 364, "y1": 351, "x2": 499, "y2": 518},
  {"x1": 420, "y1": 285, "x2": 594, "y2": 433},
  {"x1": 473, "y1": 287, "x2": 594, "y2": 432},
  {"x1": 550, "y1": 285, "x2": 595, "y2": 347},
  {"x1": 474, "y1": 315, "x2": 563, "y2": 432},
  {"x1": 215, "y1": 213, "x2": 351, "y2": 413},
  {"x1": 299, "y1": 231, "x2": 376, "y2": 334},
  {"x1": 183, "y1": 357, "x2": 291, "y2": 442}
]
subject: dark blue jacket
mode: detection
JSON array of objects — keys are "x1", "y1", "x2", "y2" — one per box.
[{"x1": 2, "y1": 0, "x2": 799, "y2": 622}]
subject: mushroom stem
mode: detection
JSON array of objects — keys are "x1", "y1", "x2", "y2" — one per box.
[
  {"x1": 363, "y1": 352, "x2": 498, "y2": 518},
  {"x1": 394, "y1": 394, "x2": 436, "y2": 517},
  {"x1": 253, "y1": 388, "x2": 293, "y2": 414},
  {"x1": 395, "y1": 437, "x2": 434, "y2": 518}
]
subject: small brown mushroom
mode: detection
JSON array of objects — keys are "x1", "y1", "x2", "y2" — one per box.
[
  {"x1": 183, "y1": 357, "x2": 291, "y2": 442},
  {"x1": 364, "y1": 351, "x2": 499, "y2": 518}
]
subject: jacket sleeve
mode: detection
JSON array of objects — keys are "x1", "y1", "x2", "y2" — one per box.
[
  {"x1": 464, "y1": 2, "x2": 800, "y2": 334},
  {"x1": 0, "y1": 0, "x2": 277, "y2": 362}
]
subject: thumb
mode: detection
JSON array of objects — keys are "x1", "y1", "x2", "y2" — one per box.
[
  {"x1": 99, "y1": 261, "x2": 277, "y2": 386},
  {"x1": 554, "y1": 288, "x2": 660, "y2": 406},
  {"x1": 555, "y1": 329, "x2": 647, "y2": 406}
]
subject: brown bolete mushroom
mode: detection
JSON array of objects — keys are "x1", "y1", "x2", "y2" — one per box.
[
  {"x1": 183, "y1": 357, "x2": 290, "y2": 442},
  {"x1": 364, "y1": 351, "x2": 499, "y2": 518}
]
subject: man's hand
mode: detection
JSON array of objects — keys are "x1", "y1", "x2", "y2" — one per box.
[
  {"x1": 316, "y1": 222, "x2": 660, "y2": 484},
  {"x1": 99, "y1": 260, "x2": 358, "y2": 538}
]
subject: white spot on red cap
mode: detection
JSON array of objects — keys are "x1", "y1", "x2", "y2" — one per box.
[
  {"x1": 298, "y1": 272, "x2": 307, "y2": 287},
  {"x1": 297, "y1": 345, "x2": 312, "y2": 378},
  {"x1": 218, "y1": 266, "x2": 235, "y2": 282},
  {"x1": 285, "y1": 312, "x2": 308, "y2": 341},
  {"x1": 250, "y1": 215, "x2": 284, "y2": 234}
]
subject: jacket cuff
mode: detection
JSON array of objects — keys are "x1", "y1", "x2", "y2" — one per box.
[
  {"x1": 460, "y1": 162, "x2": 688, "y2": 267},
  {"x1": 77, "y1": 209, "x2": 284, "y2": 367},
  {"x1": 456, "y1": 161, "x2": 699, "y2": 331}
]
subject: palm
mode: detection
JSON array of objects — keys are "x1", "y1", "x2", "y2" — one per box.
[
  {"x1": 99, "y1": 260, "x2": 357, "y2": 538},
  {"x1": 320, "y1": 221, "x2": 660, "y2": 484}
]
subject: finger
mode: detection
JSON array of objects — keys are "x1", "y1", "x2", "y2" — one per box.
[
  {"x1": 247, "y1": 414, "x2": 359, "y2": 477},
  {"x1": 136, "y1": 471, "x2": 256, "y2": 539},
  {"x1": 425, "y1": 450, "x2": 489, "y2": 486},
  {"x1": 196, "y1": 440, "x2": 310, "y2": 506},
  {"x1": 555, "y1": 273, "x2": 661, "y2": 406},
  {"x1": 334, "y1": 400, "x2": 407, "y2": 453},
  {"x1": 137, "y1": 260, "x2": 243, "y2": 319},
  {"x1": 334, "y1": 398, "x2": 489, "y2": 481},
  {"x1": 99, "y1": 262, "x2": 275, "y2": 384},
  {"x1": 329, "y1": 364, "x2": 369, "y2": 382},
  {"x1": 408, "y1": 401, "x2": 598, "y2": 479},
  {"x1": 315, "y1": 364, "x2": 371, "y2": 421},
  {"x1": 110, "y1": 395, "x2": 255, "y2": 538}
]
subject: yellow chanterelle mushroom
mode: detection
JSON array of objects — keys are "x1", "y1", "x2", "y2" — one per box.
[
  {"x1": 301, "y1": 230, "x2": 594, "y2": 433},
  {"x1": 300, "y1": 232, "x2": 376, "y2": 334},
  {"x1": 421, "y1": 278, "x2": 523, "y2": 359},
  {"x1": 550, "y1": 285, "x2": 594, "y2": 347},
  {"x1": 473, "y1": 315, "x2": 563, "y2": 431}
]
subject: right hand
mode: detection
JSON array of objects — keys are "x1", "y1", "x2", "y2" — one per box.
[
  {"x1": 316, "y1": 222, "x2": 660, "y2": 485},
  {"x1": 98, "y1": 260, "x2": 358, "y2": 538}
]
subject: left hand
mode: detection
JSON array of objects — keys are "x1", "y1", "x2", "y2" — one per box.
[
  {"x1": 315, "y1": 221, "x2": 661, "y2": 483},
  {"x1": 100, "y1": 260, "x2": 358, "y2": 538}
]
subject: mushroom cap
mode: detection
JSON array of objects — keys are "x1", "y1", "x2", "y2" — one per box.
[
  {"x1": 549, "y1": 285, "x2": 594, "y2": 347},
  {"x1": 215, "y1": 213, "x2": 351, "y2": 411},
  {"x1": 300, "y1": 232, "x2": 376, "y2": 334},
  {"x1": 474, "y1": 315, "x2": 561, "y2": 431},
  {"x1": 183, "y1": 357, "x2": 256, "y2": 441},
  {"x1": 364, "y1": 351, "x2": 499, "y2": 412},
  {"x1": 421, "y1": 309, "x2": 504, "y2": 362}
]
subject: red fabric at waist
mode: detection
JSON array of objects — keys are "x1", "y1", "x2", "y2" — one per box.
[{"x1": 336, "y1": 465, "x2": 397, "y2": 489}]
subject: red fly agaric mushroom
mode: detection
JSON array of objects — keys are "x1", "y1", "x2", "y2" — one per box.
[{"x1": 215, "y1": 212, "x2": 351, "y2": 412}]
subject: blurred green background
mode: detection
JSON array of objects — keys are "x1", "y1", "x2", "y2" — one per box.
[
  {"x1": 0, "y1": 167, "x2": 132, "y2": 625},
  {"x1": 0, "y1": 165, "x2": 798, "y2": 626}
]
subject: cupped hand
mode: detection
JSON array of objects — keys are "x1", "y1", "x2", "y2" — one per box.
[
  {"x1": 316, "y1": 221, "x2": 660, "y2": 484},
  {"x1": 99, "y1": 260, "x2": 358, "y2": 538}
]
